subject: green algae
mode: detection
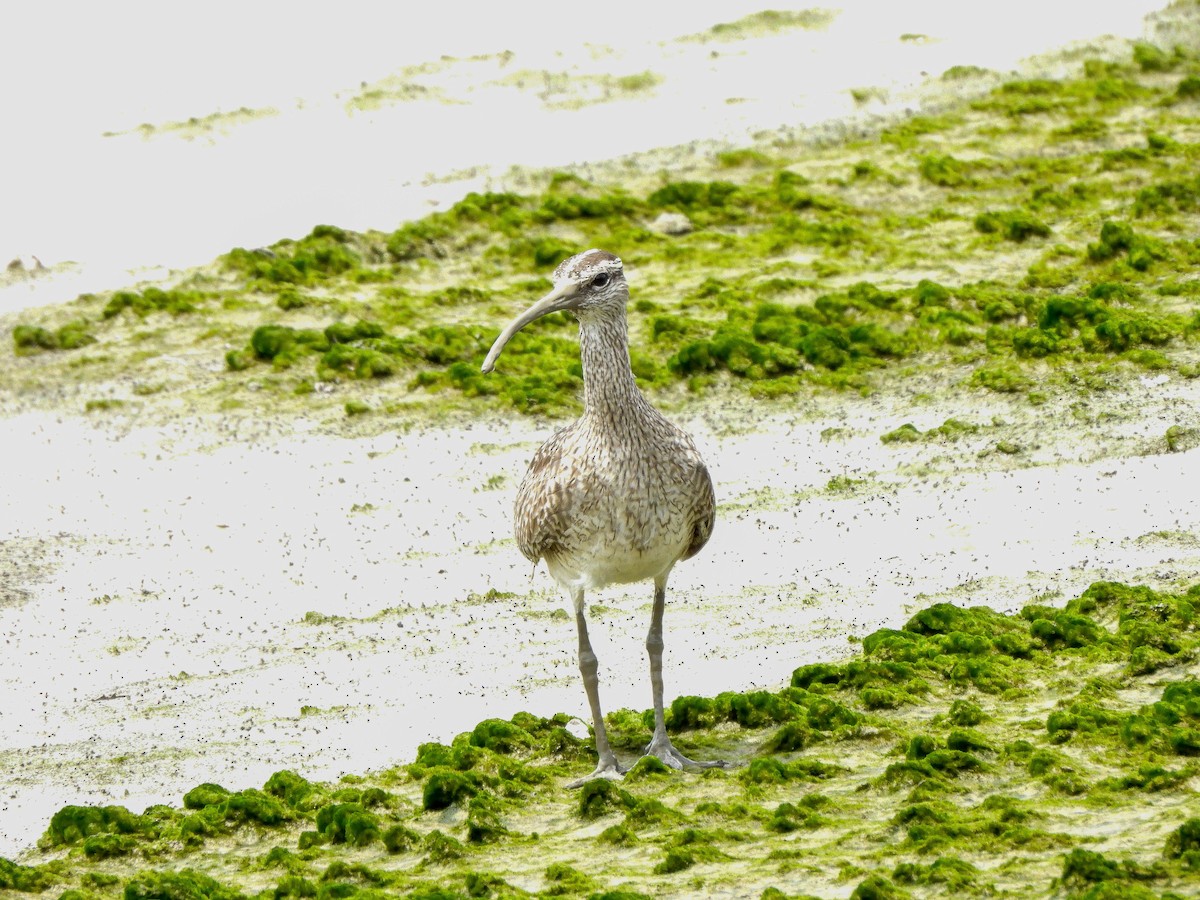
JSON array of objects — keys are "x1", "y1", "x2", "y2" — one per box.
[
  {"x1": 183, "y1": 784, "x2": 232, "y2": 810},
  {"x1": 651, "y1": 830, "x2": 731, "y2": 875},
  {"x1": 104, "y1": 105, "x2": 280, "y2": 141},
  {"x1": 41, "y1": 805, "x2": 152, "y2": 848},
  {"x1": 224, "y1": 226, "x2": 365, "y2": 287},
  {"x1": 919, "y1": 153, "x2": 974, "y2": 188},
  {"x1": 422, "y1": 771, "x2": 484, "y2": 812},
  {"x1": 421, "y1": 830, "x2": 465, "y2": 866},
  {"x1": 803, "y1": 601, "x2": 1038, "y2": 702},
  {"x1": 80, "y1": 833, "x2": 136, "y2": 861},
  {"x1": 697, "y1": 9, "x2": 839, "y2": 41},
  {"x1": 578, "y1": 780, "x2": 636, "y2": 821},
  {"x1": 622, "y1": 756, "x2": 672, "y2": 783},
  {"x1": 892, "y1": 856, "x2": 981, "y2": 891},
  {"x1": 12, "y1": 321, "x2": 96, "y2": 352},
  {"x1": 1086, "y1": 220, "x2": 1168, "y2": 272},
  {"x1": 848, "y1": 874, "x2": 911, "y2": 899},
  {"x1": 1164, "y1": 817, "x2": 1200, "y2": 863},
  {"x1": 102, "y1": 288, "x2": 211, "y2": 319},
  {"x1": 11, "y1": 43, "x2": 1200, "y2": 421},
  {"x1": 974, "y1": 208, "x2": 1052, "y2": 242},
  {"x1": 315, "y1": 803, "x2": 381, "y2": 847},
  {"x1": 895, "y1": 795, "x2": 1066, "y2": 856},
  {"x1": 883, "y1": 427, "x2": 916, "y2": 448},
  {"x1": 0, "y1": 857, "x2": 58, "y2": 892},
  {"x1": 123, "y1": 868, "x2": 246, "y2": 900},
  {"x1": 264, "y1": 771, "x2": 327, "y2": 812}
]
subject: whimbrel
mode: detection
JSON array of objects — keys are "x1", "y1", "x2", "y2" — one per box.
[{"x1": 482, "y1": 249, "x2": 725, "y2": 784}]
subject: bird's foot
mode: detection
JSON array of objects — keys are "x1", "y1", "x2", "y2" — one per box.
[
  {"x1": 566, "y1": 760, "x2": 626, "y2": 789},
  {"x1": 643, "y1": 734, "x2": 731, "y2": 771}
]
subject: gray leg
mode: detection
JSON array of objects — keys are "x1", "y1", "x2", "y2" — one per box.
[
  {"x1": 567, "y1": 588, "x2": 624, "y2": 788},
  {"x1": 643, "y1": 574, "x2": 729, "y2": 770},
  {"x1": 648, "y1": 578, "x2": 669, "y2": 737}
]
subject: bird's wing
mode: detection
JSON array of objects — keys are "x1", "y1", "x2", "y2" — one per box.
[
  {"x1": 682, "y1": 458, "x2": 716, "y2": 561},
  {"x1": 513, "y1": 429, "x2": 578, "y2": 564}
]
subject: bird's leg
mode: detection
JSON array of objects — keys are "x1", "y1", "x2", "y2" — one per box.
[
  {"x1": 643, "y1": 575, "x2": 730, "y2": 771},
  {"x1": 567, "y1": 589, "x2": 625, "y2": 788}
]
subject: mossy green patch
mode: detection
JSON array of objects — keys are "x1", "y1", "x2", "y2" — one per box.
[
  {"x1": 81, "y1": 832, "x2": 137, "y2": 860},
  {"x1": 701, "y1": 8, "x2": 838, "y2": 41},
  {"x1": 263, "y1": 770, "x2": 327, "y2": 812},
  {"x1": 313, "y1": 802, "x2": 378, "y2": 847},
  {"x1": 881, "y1": 423, "x2": 922, "y2": 444},
  {"x1": 919, "y1": 153, "x2": 974, "y2": 188},
  {"x1": 1086, "y1": 220, "x2": 1168, "y2": 272},
  {"x1": 12, "y1": 321, "x2": 97, "y2": 352},
  {"x1": 895, "y1": 794, "x2": 1064, "y2": 855},
  {"x1": 467, "y1": 718, "x2": 537, "y2": 754},
  {"x1": 814, "y1": 601, "x2": 1038, "y2": 699},
  {"x1": 41, "y1": 805, "x2": 152, "y2": 848},
  {"x1": 102, "y1": 288, "x2": 211, "y2": 319},
  {"x1": 223, "y1": 225, "x2": 365, "y2": 287},
  {"x1": 974, "y1": 209, "x2": 1052, "y2": 242},
  {"x1": 380, "y1": 824, "x2": 421, "y2": 855},
  {"x1": 421, "y1": 829, "x2": 465, "y2": 865},
  {"x1": 421, "y1": 770, "x2": 484, "y2": 812},
  {"x1": 1164, "y1": 817, "x2": 1200, "y2": 864},
  {"x1": 578, "y1": 779, "x2": 636, "y2": 820},
  {"x1": 124, "y1": 868, "x2": 246, "y2": 900},
  {"x1": 893, "y1": 856, "x2": 981, "y2": 890},
  {"x1": 622, "y1": 755, "x2": 673, "y2": 783},
  {"x1": 849, "y1": 874, "x2": 912, "y2": 899},
  {"x1": 182, "y1": 784, "x2": 232, "y2": 810},
  {"x1": 740, "y1": 757, "x2": 846, "y2": 786},
  {"x1": 0, "y1": 857, "x2": 58, "y2": 892}
]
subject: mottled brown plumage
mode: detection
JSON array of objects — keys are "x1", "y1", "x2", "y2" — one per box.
[{"x1": 482, "y1": 249, "x2": 725, "y2": 784}]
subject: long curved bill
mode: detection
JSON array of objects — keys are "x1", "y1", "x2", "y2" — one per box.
[{"x1": 481, "y1": 281, "x2": 579, "y2": 373}]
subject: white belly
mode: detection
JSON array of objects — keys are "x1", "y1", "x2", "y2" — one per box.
[{"x1": 546, "y1": 527, "x2": 689, "y2": 590}]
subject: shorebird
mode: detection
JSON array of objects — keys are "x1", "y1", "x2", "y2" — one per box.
[{"x1": 482, "y1": 248, "x2": 725, "y2": 784}]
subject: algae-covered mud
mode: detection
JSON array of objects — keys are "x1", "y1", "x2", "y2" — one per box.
[
  {"x1": 7, "y1": 7, "x2": 1200, "y2": 423},
  {"x1": 3, "y1": 582, "x2": 1200, "y2": 899},
  {"x1": 5, "y1": 2, "x2": 1200, "y2": 898}
]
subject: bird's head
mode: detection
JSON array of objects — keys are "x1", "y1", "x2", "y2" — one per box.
[{"x1": 481, "y1": 249, "x2": 626, "y2": 374}]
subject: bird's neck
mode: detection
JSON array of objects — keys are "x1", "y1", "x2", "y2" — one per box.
[{"x1": 578, "y1": 309, "x2": 649, "y2": 421}]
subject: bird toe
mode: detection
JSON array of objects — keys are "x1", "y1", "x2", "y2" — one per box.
[
  {"x1": 643, "y1": 736, "x2": 727, "y2": 771},
  {"x1": 566, "y1": 762, "x2": 626, "y2": 789}
]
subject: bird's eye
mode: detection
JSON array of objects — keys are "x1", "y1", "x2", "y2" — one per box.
[{"x1": 592, "y1": 272, "x2": 611, "y2": 289}]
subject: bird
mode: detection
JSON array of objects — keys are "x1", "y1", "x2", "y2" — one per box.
[{"x1": 482, "y1": 248, "x2": 725, "y2": 785}]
